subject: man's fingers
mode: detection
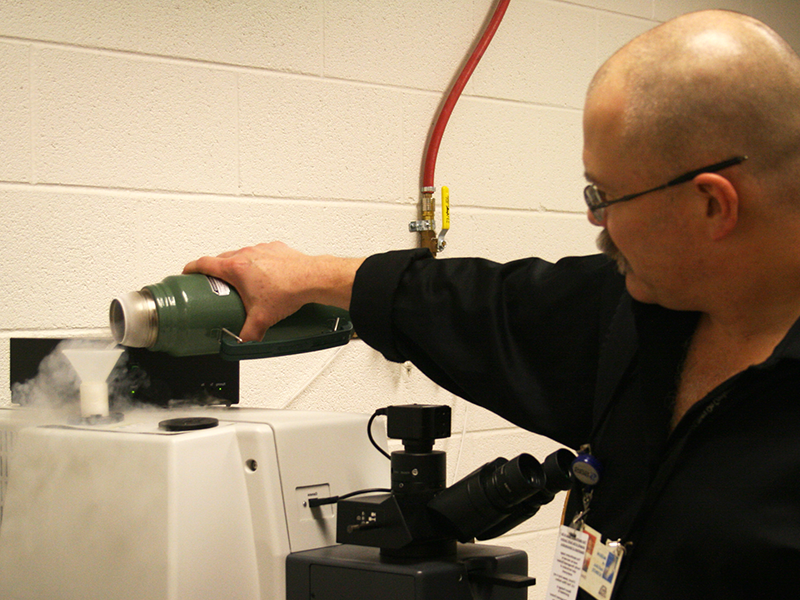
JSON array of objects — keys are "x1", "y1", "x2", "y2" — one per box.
[{"x1": 238, "y1": 313, "x2": 273, "y2": 343}]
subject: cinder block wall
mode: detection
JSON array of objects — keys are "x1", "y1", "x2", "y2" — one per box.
[{"x1": 2, "y1": 1, "x2": 798, "y2": 596}]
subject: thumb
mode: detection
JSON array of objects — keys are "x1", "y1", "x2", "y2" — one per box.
[{"x1": 183, "y1": 256, "x2": 227, "y2": 277}]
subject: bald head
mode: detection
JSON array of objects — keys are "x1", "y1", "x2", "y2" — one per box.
[{"x1": 588, "y1": 10, "x2": 800, "y2": 196}]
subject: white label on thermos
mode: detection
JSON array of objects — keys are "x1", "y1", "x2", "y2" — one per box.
[{"x1": 206, "y1": 276, "x2": 231, "y2": 296}]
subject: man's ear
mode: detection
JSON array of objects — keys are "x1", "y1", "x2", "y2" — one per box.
[{"x1": 693, "y1": 173, "x2": 739, "y2": 241}]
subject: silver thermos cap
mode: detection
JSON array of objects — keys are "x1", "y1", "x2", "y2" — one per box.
[{"x1": 109, "y1": 289, "x2": 158, "y2": 348}]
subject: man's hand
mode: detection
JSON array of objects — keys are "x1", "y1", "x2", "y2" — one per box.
[{"x1": 183, "y1": 242, "x2": 363, "y2": 342}]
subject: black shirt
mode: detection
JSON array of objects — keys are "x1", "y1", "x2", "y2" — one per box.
[{"x1": 351, "y1": 248, "x2": 800, "y2": 599}]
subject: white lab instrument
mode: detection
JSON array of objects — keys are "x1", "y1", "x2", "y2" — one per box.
[{"x1": 0, "y1": 406, "x2": 388, "y2": 600}]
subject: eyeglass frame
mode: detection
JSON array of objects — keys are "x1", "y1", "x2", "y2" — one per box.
[{"x1": 584, "y1": 155, "x2": 748, "y2": 221}]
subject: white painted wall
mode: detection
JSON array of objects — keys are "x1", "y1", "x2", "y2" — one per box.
[{"x1": 2, "y1": 1, "x2": 798, "y2": 596}]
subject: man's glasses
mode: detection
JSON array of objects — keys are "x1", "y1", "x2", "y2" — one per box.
[{"x1": 584, "y1": 155, "x2": 748, "y2": 221}]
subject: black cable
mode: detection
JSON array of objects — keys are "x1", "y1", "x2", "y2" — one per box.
[
  {"x1": 308, "y1": 487, "x2": 391, "y2": 508},
  {"x1": 368, "y1": 408, "x2": 391, "y2": 460},
  {"x1": 307, "y1": 409, "x2": 393, "y2": 509}
]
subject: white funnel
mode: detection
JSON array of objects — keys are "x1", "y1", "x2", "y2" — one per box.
[{"x1": 62, "y1": 347, "x2": 124, "y2": 418}]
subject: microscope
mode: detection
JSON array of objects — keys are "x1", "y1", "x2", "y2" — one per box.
[{"x1": 286, "y1": 404, "x2": 575, "y2": 600}]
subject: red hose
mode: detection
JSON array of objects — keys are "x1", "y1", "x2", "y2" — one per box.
[{"x1": 422, "y1": 0, "x2": 511, "y2": 190}]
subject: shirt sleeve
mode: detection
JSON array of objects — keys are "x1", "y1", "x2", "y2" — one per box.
[{"x1": 350, "y1": 249, "x2": 625, "y2": 448}]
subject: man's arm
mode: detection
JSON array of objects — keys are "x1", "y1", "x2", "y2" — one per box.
[{"x1": 183, "y1": 241, "x2": 364, "y2": 342}]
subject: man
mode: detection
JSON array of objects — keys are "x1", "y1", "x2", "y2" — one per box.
[{"x1": 184, "y1": 11, "x2": 800, "y2": 598}]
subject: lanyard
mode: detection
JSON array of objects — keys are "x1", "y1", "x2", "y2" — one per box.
[{"x1": 618, "y1": 382, "x2": 736, "y2": 542}]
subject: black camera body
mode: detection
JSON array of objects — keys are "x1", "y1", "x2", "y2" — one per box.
[
  {"x1": 337, "y1": 404, "x2": 454, "y2": 558},
  {"x1": 286, "y1": 404, "x2": 575, "y2": 600}
]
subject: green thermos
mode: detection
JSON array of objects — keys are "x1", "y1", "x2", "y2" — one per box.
[{"x1": 109, "y1": 274, "x2": 352, "y2": 359}]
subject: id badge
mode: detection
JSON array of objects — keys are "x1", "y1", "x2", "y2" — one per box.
[
  {"x1": 579, "y1": 524, "x2": 624, "y2": 599},
  {"x1": 545, "y1": 525, "x2": 590, "y2": 600}
]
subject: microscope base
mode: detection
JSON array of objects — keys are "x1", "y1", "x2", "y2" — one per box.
[{"x1": 286, "y1": 542, "x2": 533, "y2": 600}]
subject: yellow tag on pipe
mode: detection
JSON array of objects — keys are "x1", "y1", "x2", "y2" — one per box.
[{"x1": 441, "y1": 186, "x2": 450, "y2": 231}]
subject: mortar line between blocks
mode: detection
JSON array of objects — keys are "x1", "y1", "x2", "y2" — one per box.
[{"x1": 0, "y1": 35, "x2": 584, "y2": 113}]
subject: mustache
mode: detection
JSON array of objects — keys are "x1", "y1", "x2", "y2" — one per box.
[{"x1": 596, "y1": 229, "x2": 631, "y2": 275}]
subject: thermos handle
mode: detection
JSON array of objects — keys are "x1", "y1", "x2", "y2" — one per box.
[{"x1": 218, "y1": 304, "x2": 354, "y2": 361}]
